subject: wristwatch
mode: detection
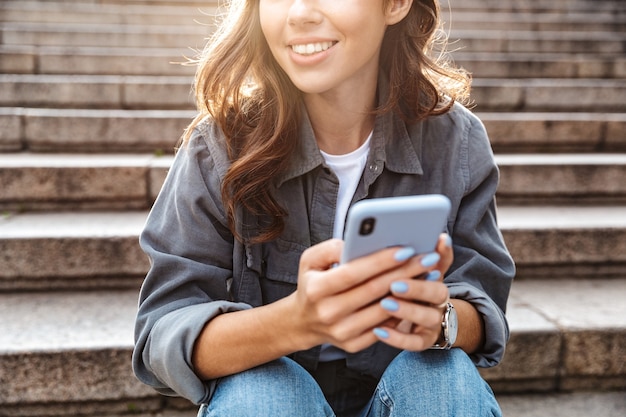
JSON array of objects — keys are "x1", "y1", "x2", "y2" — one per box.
[{"x1": 430, "y1": 302, "x2": 458, "y2": 350}]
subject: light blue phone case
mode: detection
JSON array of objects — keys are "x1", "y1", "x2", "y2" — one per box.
[{"x1": 341, "y1": 194, "x2": 451, "y2": 264}]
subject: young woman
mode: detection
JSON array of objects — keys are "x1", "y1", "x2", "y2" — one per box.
[{"x1": 133, "y1": 0, "x2": 515, "y2": 415}]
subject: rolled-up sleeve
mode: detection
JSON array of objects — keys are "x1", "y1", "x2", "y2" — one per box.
[
  {"x1": 132, "y1": 127, "x2": 250, "y2": 404},
  {"x1": 446, "y1": 113, "x2": 515, "y2": 368}
]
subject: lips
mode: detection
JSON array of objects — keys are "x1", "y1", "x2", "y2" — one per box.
[{"x1": 291, "y1": 41, "x2": 336, "y2": 56}]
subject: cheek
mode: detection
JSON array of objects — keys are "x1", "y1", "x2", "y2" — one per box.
[
  {"x1": 258, "y1": 4, "x2": 281, "y2": 46},
  {"x1": 258, "y1": 14, "x2": 270, "y2": 45}
]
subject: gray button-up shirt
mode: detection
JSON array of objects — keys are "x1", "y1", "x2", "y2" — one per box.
[{"x1": 133, "y1": 102, "x2": 515, "y2": 404}]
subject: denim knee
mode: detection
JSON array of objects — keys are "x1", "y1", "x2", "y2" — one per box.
[
  {"x1": 200, "y1": 357, "x2": 334, "y2": 417},
  {"x1": 371, "y1": 349, "x2": 501, "y2": 417}
]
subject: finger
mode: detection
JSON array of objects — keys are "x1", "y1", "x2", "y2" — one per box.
[
  {"x1": 373, "y1": 298, "x2": 443, "y2": 351},
  {"x1": 315, "y1": 245, "x2": 419, "y2": 297},
  {"x1": 418, "y1": 234, "x2": 453, "y2": 282},
  {"x1": 372, "y1": 325, "x2": 438, "y2": 352},
  {"x1": 378, "y1": 298, "x2": 442, "y2": 333},
  {"x1": 436, "y1": 233, "x2": 454, "y2": 273},
  {"x1": 402, "y1": 251, "x2": 441, "y2": 281},
  {"x1": 325, "y1": 302, "x2": 391, "y2": 345},
  {"x1": 389, "y1": 279, "x2": 449, "y2": 307},
  {"x1": 335, "y1": 329, "x2": 380, "y2": 353}
]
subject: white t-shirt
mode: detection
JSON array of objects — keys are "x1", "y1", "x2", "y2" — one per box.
[
  {"x1": 318, "y1": 132, "x2": 372, "y2": 361},
  {"x1": 320, "y1": 132, "x2": 372, "y2": 239}
]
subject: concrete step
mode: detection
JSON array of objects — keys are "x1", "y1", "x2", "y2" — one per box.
[
  {"x1": 1, "y1": 22, "x2": 211, "y2": 49},
  {"x1": 0, "y1": 277, "x2": 623, "y2": 415},
  {"x1": 0, "y1": 154, "x2": 171, "y2": 211},
  {"x1": 447, "y1": 0, "x2": 626, "y2": 14},
  {"x1": 4, "y1": 44, "x2": 624, "y2": 79},
  {"x1": 447, "y1": 12, "x2": 626, "y2": 32},
  {"x1": 498, "y1": 391, "x2": 626, "y2": 417},
  {"x1": 482, "y1": 112, "x2": 626, "y2": 153},
  {"x1": 0, "y1": 1, "x2": 218, "y2": 26},
  {"x1": 0, "y1": 212, "x2": 150, "y2": 291},
  {"x1": 471, "y1": 78, "x2": 626, "y2": 113},
  {"x1": 454, "y1": 51, "x2": 626, "y2": 79},
  {"x1": 480, "y1": 278, "x2": 626, "y2": 393},
  {"x1": 3, "y1": 153, "x2": 626, "y2": 212},
  {"x1": 452, "y1": 30, "x2": 626, "y2": 55},
  {"x1": 0, "y1": 45, "x2": 196, "y2": 76},
  {"x1": 495, "y1": 154, "x2": 626, "y2": 205},
  {"x1": 498, "y1": 206, "x2": 626, "y2": 279},
  {"x1": 2, "y1": 108, "x2": 623, "y2": 153},
  {"x1": 3, "y1": 75, "x2": 624, "y2": 113},
  {"x1": 0, "y1": 74, "x2": 195, "y2": 110},
  {"x1": 26, "y1": 0, "x2": 215, "y2": 4},
  {"x1": 0, "y1": 108, "x2": 194, "y2": 153},
  {"x1": 0, "y1": 289, "x2": 161, "y2": 416},
  {"x1": 9, "y1": 0, "x2": 215, "y2": 4},
  {"x1": 1, "y1": 206, "x2": 625, "y2": 290}
]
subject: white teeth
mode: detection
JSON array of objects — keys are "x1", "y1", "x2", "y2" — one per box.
[{"x1": 291, "y1": 41, "x2": 334, "y2": 55}]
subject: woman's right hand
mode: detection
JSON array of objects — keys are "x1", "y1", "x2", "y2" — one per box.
[{"x1": 288, "y1": 238, "x2": 443, "y2": 353}]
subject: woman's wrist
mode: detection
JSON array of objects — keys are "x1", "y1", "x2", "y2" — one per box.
[
  {"x1": 279, "y1": 293, "x2": 324, "y2": 352},
  {"x1": 449, "y1": 298, "x2": 485, "y2": 354}
]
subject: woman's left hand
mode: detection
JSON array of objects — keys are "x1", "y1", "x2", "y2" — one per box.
[{"x1": 373, "y1": 233, "x2": 454, "y2": 351}]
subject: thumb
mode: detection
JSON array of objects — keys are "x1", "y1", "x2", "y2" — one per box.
[{"x1": 299, "y1": 238, "x2": 343, "y2": 272}]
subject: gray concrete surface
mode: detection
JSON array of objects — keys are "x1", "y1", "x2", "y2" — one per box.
[{"x1": 499, "y1": 391, "x2": 626, "y2": 417}]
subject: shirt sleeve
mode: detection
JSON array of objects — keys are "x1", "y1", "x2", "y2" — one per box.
[
  {"x1": 132, "y1": 126, "x2": 251, "y2": 404},
  {"x1": 446, "y1": 111, "x2": 516, "y2": 368}
]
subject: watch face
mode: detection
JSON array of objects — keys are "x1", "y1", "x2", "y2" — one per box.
[{"x1": 448, "y1": 307, "x2": 459, "y2": 344}]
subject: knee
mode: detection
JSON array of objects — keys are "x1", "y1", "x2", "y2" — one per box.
[
  {"x1": 384, "y1": 349, "x2": 480, "y2": 392},
  {"x1": 377, "y1": 349, "x2": 500, "y2": 415},
  {"x1": 204, "y1": 358, "x2": 333, "y2": 417}
]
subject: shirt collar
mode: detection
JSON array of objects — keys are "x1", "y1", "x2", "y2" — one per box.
[{"x1": 277, "y1": 91, "x2": 423, "y2": 187}]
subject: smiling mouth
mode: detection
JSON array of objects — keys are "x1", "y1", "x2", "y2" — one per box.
[{"x1": 291, "y1": 41, "x2": 336, "y2": 56}]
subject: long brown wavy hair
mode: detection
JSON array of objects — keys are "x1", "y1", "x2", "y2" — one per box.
[{"x1": 183, "y1": 0, "x2": 470, "y2": 244}]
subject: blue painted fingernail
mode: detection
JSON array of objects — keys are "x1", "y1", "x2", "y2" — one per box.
[
  {"x1": 421, "y1": 252, "x2": 440, "y2": 267},
  {"x1": 394, "y1": 247, "x2": 416, "y2": 262},
  {"x1": 381, "y1": 299, "x2": 399, "y2": 312},
  {"x1": 425, "y1": 270, "x2": 441, "y2": 281},
  {"x1": 391, "y1": 281, "x2": 409, "y2": 293},
  {"x1": 445, "y1": 235, "x2": 452, "y2": 247},
  {"x1": 374, "y1": 328, "x2": 389, "y2": 339}
]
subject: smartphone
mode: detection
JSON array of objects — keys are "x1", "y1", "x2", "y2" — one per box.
[{"x1": 340, "y1": 194, "x2": 451, "y2": 264}]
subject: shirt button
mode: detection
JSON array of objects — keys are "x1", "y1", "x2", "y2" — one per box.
[{"x1": 369, "y1": 164, "x2": 379, "y2": 172}]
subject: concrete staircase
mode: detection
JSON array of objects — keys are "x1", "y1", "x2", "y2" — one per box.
[{"x1": 1, "y1": 0, "x2": 625, "y2": 415}]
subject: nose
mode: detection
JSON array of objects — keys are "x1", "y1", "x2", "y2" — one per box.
[{"x1": 287, "y1": 0, "x2": 322, "y2": 26}]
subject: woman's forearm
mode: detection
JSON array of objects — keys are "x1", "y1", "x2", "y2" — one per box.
[{"x1": 191, "y1": 294, "x2": 314, "y2": 380}]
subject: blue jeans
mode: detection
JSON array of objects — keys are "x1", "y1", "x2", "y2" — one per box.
[{"x1": 198, "y1": 349, "x2": 502, "y2": 417}]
